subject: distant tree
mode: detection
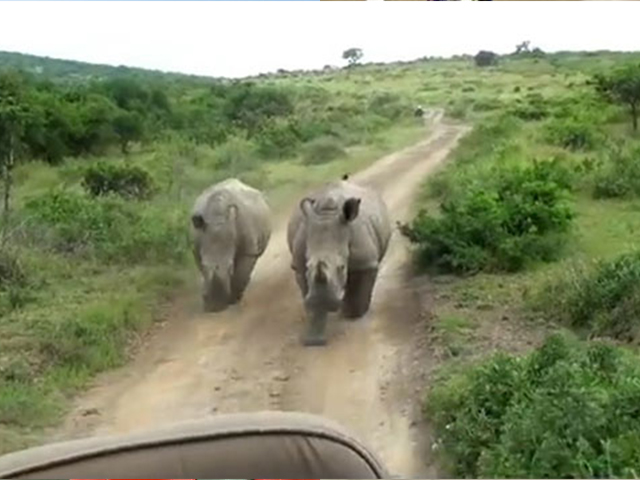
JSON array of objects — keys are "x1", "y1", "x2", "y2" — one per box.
[
  {"x1": 342, "y1": 48, "x2": 364, "y2": 68},
  {"x1": 0, "y1": 70, "x2": 31, "y2": 244},
  {"x1": 474, "y1": 51, "x2": 499, "y2": 67},
  {"x1": 531, "y1": 47, "x2": 546, "y2": 59},
  {"x1": 113, "y1": 111, "x2": 144, "y2": 154},
  {"x1": 515, "y1": 41, "x2": 531, "y2": 55},
  {"x1": 594, "y1": 63, "x2": 640, "y2": 131}
]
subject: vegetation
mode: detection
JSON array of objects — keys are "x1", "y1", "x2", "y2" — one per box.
[
  {"x1": 594, "y1": 62, "x2": 640, "y2": 131},
  {"x1": 399, "y1": 49, "x2": 640, "y2": 478},
  {"x1": 342, "y1": 48, "x2": 364, "y2": 67},
  {"x1": 427, "y1": 333, "x2": 640, "y2": 478}
]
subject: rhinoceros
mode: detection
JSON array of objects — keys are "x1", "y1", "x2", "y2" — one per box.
[
  {"x1": 287, "y1": 176, "x2": 392, "y2": 346},
  {"x1": 191, "y1": 178, "x2": 271, "y2": 312}
]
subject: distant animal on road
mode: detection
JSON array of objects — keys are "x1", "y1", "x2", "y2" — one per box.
[
  {"x1": 191, "y1": 178, "x2": 271, "y2": 312},
  {"x1": 287, "y1": 176, "x2": 392, "y2": 346}
]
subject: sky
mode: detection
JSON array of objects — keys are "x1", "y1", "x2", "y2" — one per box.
[{"x1": 0, "y1": 1, "x2": 639, "y2": 78}]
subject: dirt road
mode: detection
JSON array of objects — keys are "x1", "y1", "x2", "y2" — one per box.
[{"x1": 58, "y1": 114, "x2": 468, "y2": 478}]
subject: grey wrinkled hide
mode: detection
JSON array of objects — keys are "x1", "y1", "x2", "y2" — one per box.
[
  {"x1": 287, "y1": 178, "x2": 391, "y2": 346},
  {"x1": 192, "y1": 179, "x2": 271, "y2": 312}
]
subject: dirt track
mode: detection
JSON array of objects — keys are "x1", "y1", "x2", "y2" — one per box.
[{"x1": 57, "y1": 114, "x2": 468, "y2": 477}]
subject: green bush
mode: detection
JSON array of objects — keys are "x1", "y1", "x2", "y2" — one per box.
[
  {"x1": 593, "y1": 142, "x2": 640, "y2": 199},
  {"x1": 213, "y1": 136, "x2": 259, "y2": 173},
  {"x1": 427, "y1": 332, "x2": 640, "y2": 478},
  {"x1": 82, "y1": 162, "x2": 154, "y2": 199},
  {"x1": 545, "y1": 117, "x2": 602, "y2": 150},
  {"x1": 24, "y1": 190, "x2": 187, "y2": 264},
  {"x1": 402, "y1": 160, "x2": 574, "y2": 273},
  {"x1": 302, "y1": 136, "x2": 346, "y2": 165},
  {"x1": 533, "y1": 251, "x2": 640, "y2": 342},
  {"x1": 510, "y1": 93, "x2": 549, "y2": 120},
  {"x1": 254, "y1": 119, "x2": 301, "y2": 159}
]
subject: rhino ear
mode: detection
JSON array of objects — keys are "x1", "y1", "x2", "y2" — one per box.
[
  {"x1": 227, "y1": 204, "x2": 238, "y2": 222},
  {"x1": 300, "y1": 197, "x2": 316, "y2": 217},
  {"x1": 191, "y1": 213, "x2": 206, "y2": 230},
  {"x1": 342, "y1": 198, "x2": 361, "y2": 223}
]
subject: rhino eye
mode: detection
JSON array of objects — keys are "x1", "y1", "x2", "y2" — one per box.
[{"x1": 338, "y1": 265, "x2": 346, "y2": 274}]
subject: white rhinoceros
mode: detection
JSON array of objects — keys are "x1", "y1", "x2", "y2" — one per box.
[
  {"x1": 287, "y1": 175, "x2": 391, "y2": 346},
  {"x1": 191, "y1": 178, "x2": 271, "y2": 312}
]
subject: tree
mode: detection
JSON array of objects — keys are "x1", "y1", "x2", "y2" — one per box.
[
  {"x1": 515, "y1": 41, "x2": 531, "y2": 55},
  {"x1": 594, "y1": 63, "x2": 640, "y2": 131},
  {"x1": 0, "y1": 70, "x2": 30, "y2": 245},
  {"x1": 342, "y1": 48, "x2": 364, "y2": 68},
  {"x1": 474, "y1": 51, "x2": 499, "y2": 67},
  {"x1": 113, "y1": 110, "x2": 144, "y2": 154}
]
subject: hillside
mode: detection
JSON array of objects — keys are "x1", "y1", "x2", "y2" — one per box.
[{"x1": 0, "y1": 50, "x2": 216, "y2": 83}]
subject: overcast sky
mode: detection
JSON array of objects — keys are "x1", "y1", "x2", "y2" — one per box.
[{"x1": 0, "y1": 1, "x2": 639, "y2": 78}]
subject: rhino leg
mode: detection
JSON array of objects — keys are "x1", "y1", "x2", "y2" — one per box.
[
  {"x1": 294, "y1": 270, "x2": 309, "y2": 296},
  {"x1": 230, "y1": 255, "x2": 258, "y2": 304},
  {"x1": 342, "y1": 268, "x2": 378, "y2": 319},
  {"x1": 303, "y1": 308, "x2": 328, "y2": 346}
]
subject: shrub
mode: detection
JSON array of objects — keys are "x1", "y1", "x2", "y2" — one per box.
[
  {"x1": 24, "y1": 190, "x2": 187, "y2": 264},
  {"x1": 254, "y1": 119, "x2": 301, "y2": 159},
  {"x1": 593, "y1": 142, "x2": 640, "y2": 199},
  {"x1": 367, "y1": 92, "x2": 408, "y2": 121},
  {"x1": 510, "y1": 93, "x2": 549, "y2": 120},
  {"x1": 402, "y1": 160, "x2": 574, "y2": 273},
  {"x1": 427, "y1": 332, "x2": 640, "y2": 478},
  {"x1": 82, "y1": 162, "x2": 154, "y2": 199},
  {"x1": 545, "y1": 117, "x2": 602, "y2": 151},
  {"x1": 302, "y1": 136, "x2": 346, "y2": 165},
  {"x1": 533, "y1": 251, "x2": 640, "y2": 342},
  {"x1": 213, "y1": 136, "x2": 258, "y2": 173}
]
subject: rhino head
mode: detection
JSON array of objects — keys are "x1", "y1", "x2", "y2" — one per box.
[
  {"x1": 300, "y1": 195, "x2": 361, "y2": 312},
  {"x1": 191, "y1": 203, "x2": 238, "y2": 312}
]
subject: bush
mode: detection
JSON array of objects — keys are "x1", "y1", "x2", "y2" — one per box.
[
  {"x1": 427, "y1": 332, "x2": 640, "y2": 478},
  {"x1": 24, "y1": 190, "x2": 187, "y2": 264},
  {"x1": 213, "y1": 136, "x2": 259, "y2": 173},
  {"x1": 533, "y1": 251, "x2": 640, "y2": 342},
  {"x1": 510, "y1": 93, "x2": 549, "y2": 120},
  {"x1": 302, "y1": 136, "x2": 346, "y2": 165},
  {"x1": 593, "y1": 142, "x2": 640, "y2": 199},
  {"x1": 402, "y1": 160, "x2": 574, "y2": 273},
  {"x1": 367, "y1": 92, "x2": 409, "y2": 121},
  {"x1": 254, "y1": 119, "x2": 301, "y2": 159},
  {"x1": 545, "y1": 117, "x2": 602, "y2": 150},
  {"x1": 82, "y1": 162, "x2": 154, "y2": 199}
]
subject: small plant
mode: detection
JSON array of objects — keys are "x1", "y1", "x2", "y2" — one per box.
[
  {"x1": 427, "y1": 332, "x2": 640, "y2": 478},
  {"x1": 82, "y1": 162, "x2": 154, "y2": 200},
  {"x1": 302, "y1": 136, "x2": 346, "y2": 165}
]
